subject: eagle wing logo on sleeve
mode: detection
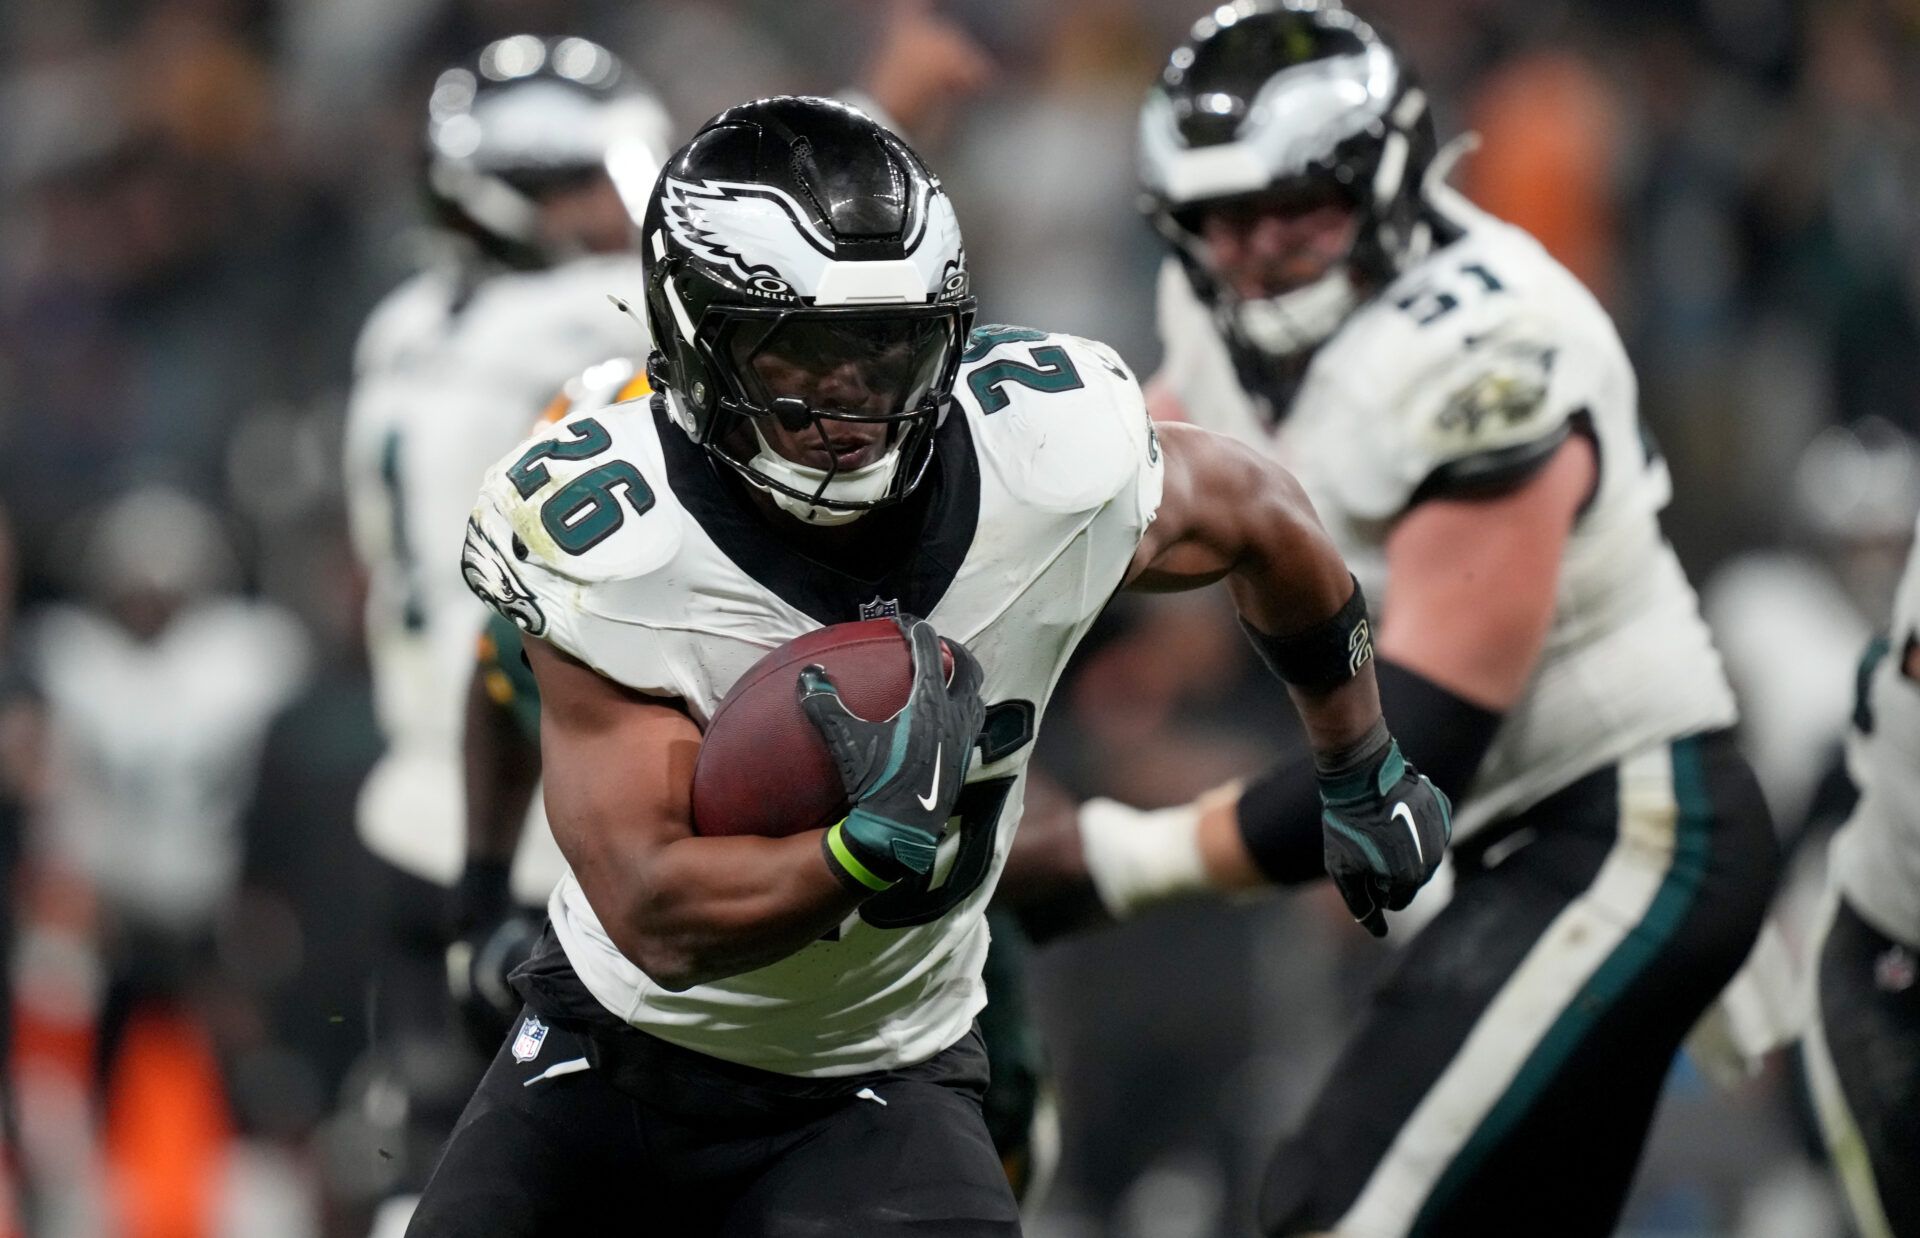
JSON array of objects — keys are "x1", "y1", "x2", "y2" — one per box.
[{"x1": 462, "y1": 518, "x2": 547, "y2": 637}]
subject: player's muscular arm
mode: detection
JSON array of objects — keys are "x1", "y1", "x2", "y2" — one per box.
[
  {"x1": 1127, "y1": 421, "x2": 1380, "y2": 754},
  {"x1": 525, "y1": 636, "x2": 861, "y2": 992},
  {"x1": 1013, "y1": 419, "x2": 1452, "y2": 936},
  {"x1": 1377, "y1": 433, "x2": 1596, "y2": 708},
  {"x1": 1035, "y1": 434, "x2": 1595, "y2": 929}
]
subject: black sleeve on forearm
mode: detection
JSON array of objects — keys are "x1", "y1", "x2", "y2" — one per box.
[
  {"x1": 1236, "y1": 659, "x2": 1504, "y2": 885},
  {"x1": 1372, "y1": 661, "x2": 1504, "y2": 805}
]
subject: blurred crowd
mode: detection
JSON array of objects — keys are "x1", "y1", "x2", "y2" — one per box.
[{"x1": 1, "y1": 0, "x2": 1918, "y2": 1235}]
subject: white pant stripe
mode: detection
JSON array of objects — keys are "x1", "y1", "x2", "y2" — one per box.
[
  {"x1": 1335, "y1": 745, "x2": 1680, "y2": 1237},
  {"x1": 1801, "y1": 891, "x2": 1897, "y2": 1238}
]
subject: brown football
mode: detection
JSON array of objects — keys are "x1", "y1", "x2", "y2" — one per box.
[{"x1": 691, "y1": 619, "x2": 952, "y2": 837}]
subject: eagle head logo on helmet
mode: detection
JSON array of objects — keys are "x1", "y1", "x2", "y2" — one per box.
[{"x1": 640, "y1": 97, "x2": 975, "y2": 527}]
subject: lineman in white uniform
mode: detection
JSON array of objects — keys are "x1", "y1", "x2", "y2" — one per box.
[
  {"x1": 1803, "y1": 515, "x2": 1920, "y2": 1238},
  {"x1": 1040, "y1": 5, "x2": 1779, "y2": 1235},
  {"x1": 413, "y1": 96, "x2": 1447, "y2": 1235},
  {"x1": 339, "y1": 34, "x2": 667, "y2": 1227}
]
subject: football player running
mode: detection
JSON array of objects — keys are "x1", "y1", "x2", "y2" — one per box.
[
  {"x1": 345, "y1": 26, "x2": 995, "y2": 1225},
  {"x1": 415, "y1": 96, "x2": 1446, "y2": 1235},
  {"x1": 340, "y1": 34, "x2": 668, "y2": 1229},
  {"x1": 1802, "y1": 516, "x2": 1920, "y2": 1238},
  {"x1": 1029, "y1": 4, "x2": 1779, "y2": 1235}
]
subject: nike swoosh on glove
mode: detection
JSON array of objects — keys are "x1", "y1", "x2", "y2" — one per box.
[
  {"x1": 1319, "y1": 722, "x2": 1451, "y2": 938},
  {"x1": 800, "y1": 615, "x2": 985, "y2": 893}
]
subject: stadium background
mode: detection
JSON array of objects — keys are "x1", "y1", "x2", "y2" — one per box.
[{"x1": 1, "y1": 0, "x2": 1916, "y2": 1233}]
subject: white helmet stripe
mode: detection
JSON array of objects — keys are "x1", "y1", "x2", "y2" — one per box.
[
  {"x1": 1373, "y1": 131, "x2": 1408, "y2": 204},
  {"x1": 662, "y1": 275, "x2": 698, "y2": 343}
]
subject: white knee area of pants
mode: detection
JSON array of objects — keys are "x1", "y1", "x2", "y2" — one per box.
[
  {"x1": 1077, "y1": 797, "x2": 1210, "y2": 919},
  {"x1": 368, "y1": 1195, "x2": 419, "y2": 1238},
  {"x1": 1801, "y1": 890, "x2": 1899, "y2": 1238},
  {"x1": 1019, "y1": 1088, "x2": 1063, "y2": 1218}
]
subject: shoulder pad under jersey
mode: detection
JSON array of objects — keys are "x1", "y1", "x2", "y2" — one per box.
[
  {"x1": 464, "y1": 401, "x2": 681, "y2": 652},
  {"x1": 958, "y1": 325, "x2": 1164, "y2": 520},
  {"x1": 533, "y1": 356, "x2": 652, "y2": 428},
  {"x1": 1311, "y1": 215, "x2": 1613, "y2": 517}
]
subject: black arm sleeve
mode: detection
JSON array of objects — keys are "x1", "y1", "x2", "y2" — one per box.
[{"x1": 1235, "y1": 660, "x2": 1504, "y2": 884}]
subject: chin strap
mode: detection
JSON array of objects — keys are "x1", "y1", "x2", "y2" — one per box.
[
  {"x1": 1230, "y1": 269, "x2": 1364, "y2": 361},
  {"x1": 747, "y1": 424, "x2": 902, "y2": 526}
]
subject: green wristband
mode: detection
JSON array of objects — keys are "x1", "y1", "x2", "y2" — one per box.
[{"x1": 825, "y1": 820, "x2": 896, "y2": 893}]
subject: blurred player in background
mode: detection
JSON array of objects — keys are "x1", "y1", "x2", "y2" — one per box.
[
  {"x1": 419, "y1": 95, "x2": 1446, "y2": 1234},
  {"x1": 20, "y1": 486, "x2": 310, "y2": 1233},
  {"x1": 1802, "y1": 515, "x2": 1920, "y2": 1238},
  {"x1": 1704, "y1": 418, "x2": 1920, "y2": 839},
  {"x1": 340, "y1": 33, "x2": 670, "y2": 1233},
  {"x1": 1013, "y1": 3, "x2": 1780, "y2": 1234}
]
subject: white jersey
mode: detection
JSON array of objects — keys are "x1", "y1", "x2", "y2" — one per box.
[
  {"x1": 342, "y1": 254, "x2": 649, "y2": 897},
  {"x1": 1158, "y1": 194, "x2": 1736, "y2": 840},
  {"x1": 463, "y1": 328, "x2": 1163, "y2": 1075},
  {"x1": 1831, "y1": 517, "x2": 1920, "y2": 948},
  {"x1": 29, "y1": 601, "x2": 309, "y2": 930}
]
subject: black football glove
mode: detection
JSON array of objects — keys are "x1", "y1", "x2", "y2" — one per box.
[
  {"x1": 799, "y1": 615, "x2": 985, "y2": 893},
  {"x1": 1319, "y1": 723, "x2": 1452, "y2": 938}
]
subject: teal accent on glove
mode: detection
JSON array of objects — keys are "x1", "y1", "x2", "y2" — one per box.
[{"x1": 843, "y1": 807, "x2": 941, "y2": 878}]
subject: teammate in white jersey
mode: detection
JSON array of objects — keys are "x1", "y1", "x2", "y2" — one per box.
[
  {"x1": 344, "y1": 33, "x2": 665, "y2": 923},
  {"x1": 339, "y1": 35, "x2": 668, "y2": 1226},
  {"x1": 1012, "y1": 5, "x2": 1779, "y2": 1235},
  {"x1": 1802, "y1": 514, "x2": 1920, "y2": 1238},
  {"x1": 412, "y1": 96, "x2": 1447, "y2": 1235}
]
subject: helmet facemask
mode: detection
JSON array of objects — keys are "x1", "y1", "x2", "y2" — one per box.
[
  {"x1": 698, "y1": 305, "x2": 966, "y2": 525},
  {"x1": 1163, "y1": 175, "x2": 1368, "y2": 359},
  {"x1": 640, "y1": 96, "x2": 977, "y2": 527}
]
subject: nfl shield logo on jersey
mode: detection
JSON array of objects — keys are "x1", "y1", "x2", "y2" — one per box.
[
  {"x1": 859, "y1": 596, "x2": 900, "y2": 620},
  {"x1": 511, "y1": 1016, "x2": 549, "y2": 1063}
]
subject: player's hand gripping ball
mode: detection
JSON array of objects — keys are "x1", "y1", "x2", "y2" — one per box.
[{"x1": 690, "y1": 616, "x2": 970, "y2": 861}]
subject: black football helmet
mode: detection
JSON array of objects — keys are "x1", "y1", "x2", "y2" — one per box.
[
  {"x1": 425, "y1": 34, "x2": 671, "y2": 269},
  {"x1": 640, "y1": 96, "x2": 975, "y2": 525},
  {"x1": 1139, "y1": 2, "x2": 1440, "y2": 376}
]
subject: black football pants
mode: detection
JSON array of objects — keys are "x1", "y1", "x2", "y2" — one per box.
[
  {"x1": 406, "y1": 1009, "x2": 1021, "y2": 1237},
  {"x1": 1260, "y1": 730, "x2": 1779, "y2": 1237},
  {"x1": 1803, "y1": 893, "x2": 1920, "y2": 1238}
]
